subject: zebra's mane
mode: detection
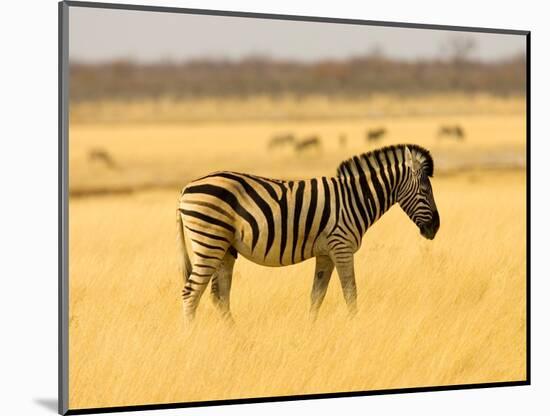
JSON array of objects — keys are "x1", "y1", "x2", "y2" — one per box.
[{"x1": 336, "y1": 144, "x2": 434, "y2": 178}]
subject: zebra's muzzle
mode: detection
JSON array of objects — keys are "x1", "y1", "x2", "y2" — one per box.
[{"x1": 420, "y1": 210, "x2": 440, "y2": 240}]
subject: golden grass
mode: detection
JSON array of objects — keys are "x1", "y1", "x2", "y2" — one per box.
[
  {"x1": 69, "y1": 170, "x2": 526, "y2": 409},
  {"x1": 70, "y1": 93, "x2": 525, "y2": 124},
  {"x1": 68, "y1": 94, "x2": 527, "y2": 409},
  {"x1": 68, "y1": 112, "x2": 526, "y2": 195}
]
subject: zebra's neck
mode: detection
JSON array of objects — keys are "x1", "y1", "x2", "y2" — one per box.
[
  {"x1": 335, "y1": 174, "x2": 397, "y2": 238},
  {"x1": 335, "y1": 150, "x2": 406, "y2": 239}
]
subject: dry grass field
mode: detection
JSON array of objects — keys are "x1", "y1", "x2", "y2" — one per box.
[
  {"x1": 68, "y1": 112, "x2": 526, "y2": 195},
  {"x1": 70, "y1": 93, "x2": 525, "y2": 124},
  {"x1": 68, "y1": 96, "x2": 527, "y2": 410}
]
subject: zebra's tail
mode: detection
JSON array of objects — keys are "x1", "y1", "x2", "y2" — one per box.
[{"x1": 176, "y1": 209, "x2": 191, "y2": 285}]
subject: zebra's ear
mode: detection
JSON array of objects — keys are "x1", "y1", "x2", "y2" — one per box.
[
  {"x1": 404, "y1": 146, "x2": 415, "y2": 172},
  {"x1": 404, "y1": 146, "x2": 421, "y2": 173}
]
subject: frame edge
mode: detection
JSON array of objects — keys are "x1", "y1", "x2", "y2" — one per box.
[
  {"x1": 63, "y1": 0, "x2": 529, "y2": 35},
  {"x1": 59, "y1": 1, "x2": 70, "y2": 415},
  {"x1": 58, "y1": 2, "x2": 531, "y2": 414}
]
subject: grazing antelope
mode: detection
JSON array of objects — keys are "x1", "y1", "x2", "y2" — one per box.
[
  {"x1": 366, "y1": 128, "x2": 387, "y2": 142},
  {"x1": 268, "y1": 133, "x2": 295, "y2": 150},
  {"x1": 88, "y1": 148, "x2": 118, "y2": 170},
  {"x1": 438, "y1": 125, "x2": 465, "y2": 140},
  {"x1": 339, "y1": 134, "x2": 347, "y2": 148},
  {"x1": 295, "y1": 136, "x2": 321, "y2": 153}
]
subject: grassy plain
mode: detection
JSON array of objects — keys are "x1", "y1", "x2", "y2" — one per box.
[
  {"x1": 68, "y1": 95, "x2": 527, "y2": 409},
  {"x1": 68, "y1": 113, "x2": 526, "y2": 195},
  {"x1": 70, "y1": 93, "x2": 524, "y2": 124}
]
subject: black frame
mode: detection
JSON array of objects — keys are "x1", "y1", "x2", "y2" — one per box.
[{"x1": 59, "y1": 1, "x2": 531, "y2": 414}]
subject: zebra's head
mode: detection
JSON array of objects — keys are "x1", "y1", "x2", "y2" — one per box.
[{"x1": 397, "y1": 146, "x2": 440, "y2": 240}]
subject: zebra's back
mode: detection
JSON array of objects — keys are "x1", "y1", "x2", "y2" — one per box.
[{"x1": 179, "y1": 171, "x2": 337, "y2": 267}]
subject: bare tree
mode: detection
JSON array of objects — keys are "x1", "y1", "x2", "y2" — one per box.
[
  {"x1": 442, "y1": 36, "x2": 477, "y2": 65},
  {"x1": 366, "y1": 44, "x2": 386, "y2": 60}
]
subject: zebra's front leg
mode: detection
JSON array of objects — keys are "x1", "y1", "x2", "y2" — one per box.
[
  {"x1": 333, "y1": 255, "x2": 358, "y2": 317},
  {"x1": 211, "y1": 250, "x2": 236, "y2": 322},
  {"x1": 310, "y1": 255, "x2": 335, "y2": 321}
]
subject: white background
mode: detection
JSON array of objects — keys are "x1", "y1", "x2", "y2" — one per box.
[{"x1": 1, "y1": 0, "x2": 547, "y2": 415}]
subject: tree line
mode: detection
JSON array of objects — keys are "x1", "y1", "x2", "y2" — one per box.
[{"x1": 70, "y1": 53, "x2": 526, "y2": 102}]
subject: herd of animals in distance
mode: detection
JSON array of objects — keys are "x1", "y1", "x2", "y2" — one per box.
[
  {"x1": 269, "y1": 124, "x2": 465, "y2": 154},
  {"x1": 87, "y1": 124, "x2": 465, "y2": 170}
]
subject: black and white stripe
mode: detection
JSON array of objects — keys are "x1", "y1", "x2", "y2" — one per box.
[{"x1": 176, "y1": 144, "x2": 439, "y2": 321}]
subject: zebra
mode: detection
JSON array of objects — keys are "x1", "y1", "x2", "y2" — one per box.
[{"x1": 176, "y1": 144, "x2": 439, "y2": 322}]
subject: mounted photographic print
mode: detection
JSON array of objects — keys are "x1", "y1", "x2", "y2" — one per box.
[{"x1": 59, "y1": 1, "x2": 530, "y2": 414}]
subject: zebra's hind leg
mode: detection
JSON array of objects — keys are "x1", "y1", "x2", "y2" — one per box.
[
  {"x1": 211, "y1": 248, "x2": 237, "y2": 322},
  {"x1": 183, "y1": 253, "x2": 226, "y2": 323},
  {"x1": 332, "y1": 254, "x2": 358, "y2": 317},
  {"x1": 310, "y1": 255, "x2": 335, "y2": 321}
]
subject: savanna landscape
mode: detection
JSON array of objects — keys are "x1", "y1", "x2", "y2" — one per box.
[
  {"x1": 66, "y1": 15, "x2": 527, "y2": 409},
  {"x1": 68, "y1": 94, "x2": 526, "y2": 409}
]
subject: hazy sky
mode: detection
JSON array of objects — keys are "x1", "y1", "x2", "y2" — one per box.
[{"x1": 69, "y1": 6, "x2": 526, "y2": 63}]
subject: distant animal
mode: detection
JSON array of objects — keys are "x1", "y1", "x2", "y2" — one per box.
[
  {"x1": 438, "y1": 125, "x2": 465, "y2": 140},
  {"x1": 366, "y1": 128, "x2": 387, "y2": 142},
  {"x1": 177, "y1": 144, "x2": 440, "y2": 322},
  {"x1": 339, "y1": 134, "x2": 347, "y2": 148},
  {"x1": 295, "y1": 136, "x2": 321, "y2": 152},
  {"x1": 268, "y1": 133, "x2": 295, "y2": 149},
  {"x1": 88, "y1": 148, "x2": 118, "y2": 170}
]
